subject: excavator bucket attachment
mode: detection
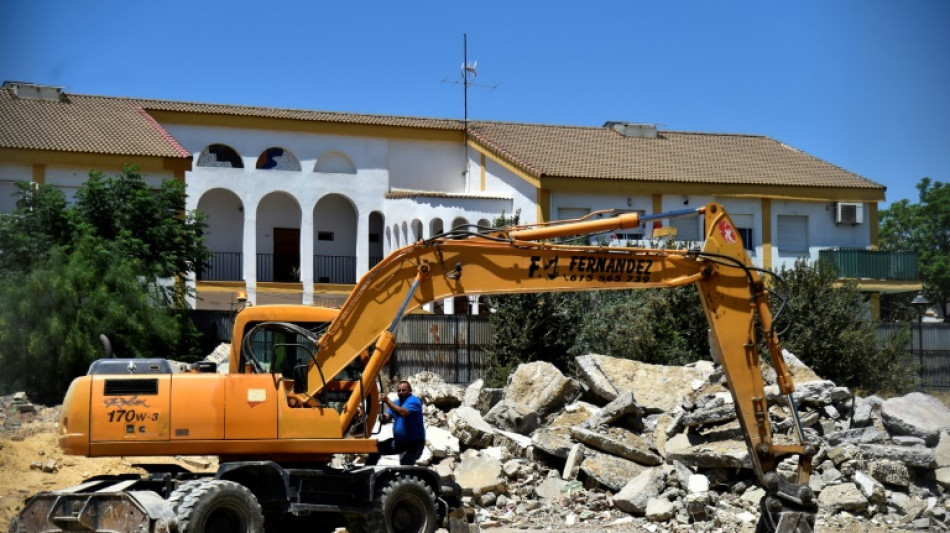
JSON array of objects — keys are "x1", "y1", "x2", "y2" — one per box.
[{"x1": 758, "y1": 494, "x2": 817, "y2": 533}]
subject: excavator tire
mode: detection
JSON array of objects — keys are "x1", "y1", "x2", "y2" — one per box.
[
  {"x1": 345, "y1": 475, "x2": 438, "y2": 533},
  {"x1": 175, "y1": 479, "x2": 264, "y2": 533},
  {"x1": 381, "y1": 475, "x2": 438, "y2": 533},
  {"x1": 167, "y1": 479, "x2": 207, "y2": 513}
]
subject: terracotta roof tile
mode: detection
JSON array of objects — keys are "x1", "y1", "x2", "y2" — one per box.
[
  {"x1": 0, "y1": 84, "x2": 883, "y2": 192},
  {"x1": 467, "y1": 122, "x2": 883, "y2": 190}
]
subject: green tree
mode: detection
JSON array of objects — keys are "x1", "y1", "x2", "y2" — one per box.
[
  {"x1": 0, "y1": 182, "x2": 73, "y2": 276},
  {"x1": 485, "y1": 292, "x2": 581, "y2": 387},
  {"x1": 0, "y1": 167, "x2": 209, "y2": 403},
  {"x1": 570, "y1": 287, "x2": 709, "y2": 366},
  {"x1": 879, "y1": 178, "x2": 950, "y2": 322},
  {"x1": 773, "y1": 258, "x2": 914, "y2": 393}
]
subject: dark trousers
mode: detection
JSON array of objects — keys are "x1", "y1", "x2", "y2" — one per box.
[{"x1": 365, "y1": 438, "x2": 425, "y2": 466}]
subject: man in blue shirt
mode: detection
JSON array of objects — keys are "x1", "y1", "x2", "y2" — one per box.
[{"x1": 366, "y1": 380, "x2": 426, "y2": 466}]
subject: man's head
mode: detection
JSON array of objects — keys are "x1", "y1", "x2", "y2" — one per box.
[{"x1": 396, "y1": 380, "x2": 412, "y2": 400}]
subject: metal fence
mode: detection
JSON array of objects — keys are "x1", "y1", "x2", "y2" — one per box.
[
  {"x1": 878, "y1": 323, "x2": 950, "y2": 390},
  {"x1": 189, "y1": 311, "x2": 489, "y2": 385},
  {"x1": 387, "y1": 315, "x2": 489, "y2": 384},
  {"x1": 198, "y1": 252, "x2": 242, "y2": 281},
  {"x1": 314, "y1": 255, "x2": 356, "y2": 284}
]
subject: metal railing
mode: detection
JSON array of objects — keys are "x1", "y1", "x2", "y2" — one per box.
[
  {"x1": 314, "y1": 255, "x2": 356, "y2": 284},
  {"x1": 819, "y1": 248, "x2": 919, "y2": 280},
  {"x1": 198, "y1": 252, "x2": 243, "y2": 281},
  {"x1": 257, "y1": 253, "x2": 274, "y2": 282}
]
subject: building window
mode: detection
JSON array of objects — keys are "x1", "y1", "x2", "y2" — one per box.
[
  {"x1": 671, "y1": 217, "x2": 701, "y2": 242},
  {"x1": 730, "y1": 214, "x2": 754, "y2": 252},
  {"x1": 256, "y1": 147, "x2": 301, "y2": 171},
  {"x1": 369, "y1": 233, "x2": 380, "y2": 243},
  {"x1": 317, "y1": 231, "x2": 335, "y2": 241},
  {"x1": 197, "y1": 144, "x2": 244, "y2": 168},
  {"x1": 777, "y1": 215, "x2": 809, "y2": 255}
]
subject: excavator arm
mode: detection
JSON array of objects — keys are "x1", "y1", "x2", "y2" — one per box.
[{"x1": 290, "y1": 203, "x2": 814, "y2": 530}]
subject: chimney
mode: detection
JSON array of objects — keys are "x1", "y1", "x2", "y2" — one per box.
[
  {"x1": 3, "y1": 81, "x2": 67, "y2": 102},
  {"x1": 604, "y1": 122, "x2": 657, "y2": 138}
]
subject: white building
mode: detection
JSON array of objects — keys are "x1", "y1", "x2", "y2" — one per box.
[{"x1": 2, "y1": 82, "x2": 912, "y2": 314}]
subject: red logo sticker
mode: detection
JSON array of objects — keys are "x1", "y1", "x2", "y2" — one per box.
[{"x1": 719, "y1": 220, "x2": 737, "y2": 244}]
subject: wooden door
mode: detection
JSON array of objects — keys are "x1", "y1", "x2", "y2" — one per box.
[{"x1": 273, "y1": 228, "x2": 300, "y2": 282}]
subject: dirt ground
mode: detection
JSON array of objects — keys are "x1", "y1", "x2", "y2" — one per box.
[{"x1": 0, "y1": 410, "x2": 217, "y2": 529}]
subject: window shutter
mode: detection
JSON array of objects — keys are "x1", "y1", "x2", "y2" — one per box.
[{"x1": 777, "y1": 215, "x2": 808, "y2": 254}]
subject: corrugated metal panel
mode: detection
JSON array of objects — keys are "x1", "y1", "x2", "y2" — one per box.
[
  {"x1": 879, "y1": 323, "x2": 950, "y2": 390},
  {"x1": 388, "y1": 315, "x2": 491, "y2": 384}
]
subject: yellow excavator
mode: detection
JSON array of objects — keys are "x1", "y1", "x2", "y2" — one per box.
[{"x1": 12, "y1": 202, "x2": 816, "y2": 533}]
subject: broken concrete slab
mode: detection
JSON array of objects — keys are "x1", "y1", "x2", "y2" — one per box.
[
  {"x1": 448, "y1": 406, "x2": 495, "y2": 449},
  {"x1": 575, "y1": 354, "x2": 704, "y2": 412},
  {"x1": 569, "y1": 426, "x2": 661, "y2": 466},
  {"x1": 502, "y1": 361, "x2": 580, "y2": 416},
  {"x1": 665, "y1": 439, "x2": 751, "y2": 470},
  {"x1": 881, "y1": 392, "x2": 950, "y2": 446},
  {"x1": 579, "y1": 450, "x2": 647, "y2": 492}
]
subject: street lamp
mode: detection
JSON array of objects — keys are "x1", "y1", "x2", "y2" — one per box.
[{"x1": 911, "y1": 291, "x2": 932, "y2": 384}]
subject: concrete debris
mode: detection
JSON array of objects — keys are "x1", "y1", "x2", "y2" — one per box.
[{"x1": 383, "y1": 350, "x2": 950, "y2": 531}]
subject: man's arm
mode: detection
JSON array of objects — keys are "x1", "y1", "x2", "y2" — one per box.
[{"x1": 382, "y1": 394, "x2": 412, "y2": 418}]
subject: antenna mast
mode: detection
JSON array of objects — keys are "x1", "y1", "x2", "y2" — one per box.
[{"x1": 462, "y1": 34, "x2": 476, "y2": 178}]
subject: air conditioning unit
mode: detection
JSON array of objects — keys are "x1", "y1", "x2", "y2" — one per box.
[{"x1": 835, "y1": 203, "x2": 864, "y2": 225}]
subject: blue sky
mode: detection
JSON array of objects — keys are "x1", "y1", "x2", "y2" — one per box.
[{"x1": 1, "y1": 1, "x2": 947, "y2": 208}]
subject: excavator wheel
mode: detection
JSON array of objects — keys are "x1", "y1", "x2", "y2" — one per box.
[
  {"x1": 175, "y1": 479, "x2": 264, "y2": 533},
  {"x1": 167, "y1": 479, "x2": 207, "y2": 514},
  {"x1": 346, "y1": 475, "x2": 438, "y2": 533}
]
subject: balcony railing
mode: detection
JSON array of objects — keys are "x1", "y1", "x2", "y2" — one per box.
[
  {"x1": 818, "y1": 248, "x2": 919, "y2": 280},
  {"x1": 198, "y1": 252, "x2": 243, "y2": 281},
  {"x1": 314, "y1": 255, "x2": 356, "y2": 284},
  {"x1": 198, "y1": 252, "x2": 360, "y2": 284}
]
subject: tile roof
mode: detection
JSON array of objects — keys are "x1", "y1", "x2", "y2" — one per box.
[
  {"x1": 0, "y1": 86, "x2": 189, "y2": 158},
  {"x1": 467, "y1": 121, "x2": 883, "y2": 190},
  {"x1": 385, "y1": 190, "x2": 511, "y2": 200},
  {"x1": 0, "y1": 83, "x2": 883, "y2": 192},
  {"x1": 0, "y1": 85, "x2": 462, "y2": 159}
]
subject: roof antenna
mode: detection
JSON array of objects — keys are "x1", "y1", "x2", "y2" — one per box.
[{"x1": 443, "y1": 34, "x2": 498, "y2": 186}]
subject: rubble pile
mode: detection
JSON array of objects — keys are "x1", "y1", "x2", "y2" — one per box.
[
  {"x1": 0, "y1": 392, "x2": 59, "y2": 440},
  {"x1": 399, "y1": 352, "x2": 950, "y2": 531}
]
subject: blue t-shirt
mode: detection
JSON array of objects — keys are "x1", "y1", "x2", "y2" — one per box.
[{"x1": 388, "y1": 394, "x2": 425, "y2": 442}]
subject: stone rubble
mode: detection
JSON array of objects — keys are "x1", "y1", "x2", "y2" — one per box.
[
  {"x1": 5, "y1": 346, "x2": 950, "y2": 532},
  {"x1": 394, "y1": 353, "x2": 950, "y2": 532}
]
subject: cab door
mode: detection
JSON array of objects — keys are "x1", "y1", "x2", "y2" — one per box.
[{"x1": 224, "y1": 373, "x2": 279, "y2": 439}]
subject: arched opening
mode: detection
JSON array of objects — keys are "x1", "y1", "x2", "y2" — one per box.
[
  {"x1": 430, "y1": 218, "x2": 444, "y2": 238},
  {"x1": 392, "y1": 224, "x2": 401, "y2": 249},
  {"x1": 197, "y1": 144, "x2": 243, "y2": 168},
  {"x1": 256, "y1": 147, "x2": 301, "y2": 171},
  {"x1": 314, "y1": 151, "x2": 357, "y2": 174},
  {"x1": 257, "y1": 192, "x2": 302, "y2": 282},
  {"x1": 411, "y1": 219, "x2": 424, "y2": 242},
  {"x1": 369, "y1": 211, "x2": 384, "y2": 268},
  {"x1": 196, "y1": 189, "x2": 244, "y2": 281},
  {"x1": 313, "y1": 194, "x2": 358, "y2": 284},
  {"x1": 451, "y1": 217, "x2": 469, "y2": 231}
]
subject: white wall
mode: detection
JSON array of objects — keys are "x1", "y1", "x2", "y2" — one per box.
[
  {"x1": 479, "y1": 157, "x2": 538, "y2": 224},
  {"x1": 390, "y1": 139, "x2": 466, "y2": 192},
  {"x1": 0, "y1": 163, "x2": 30, "y2": 213}
]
